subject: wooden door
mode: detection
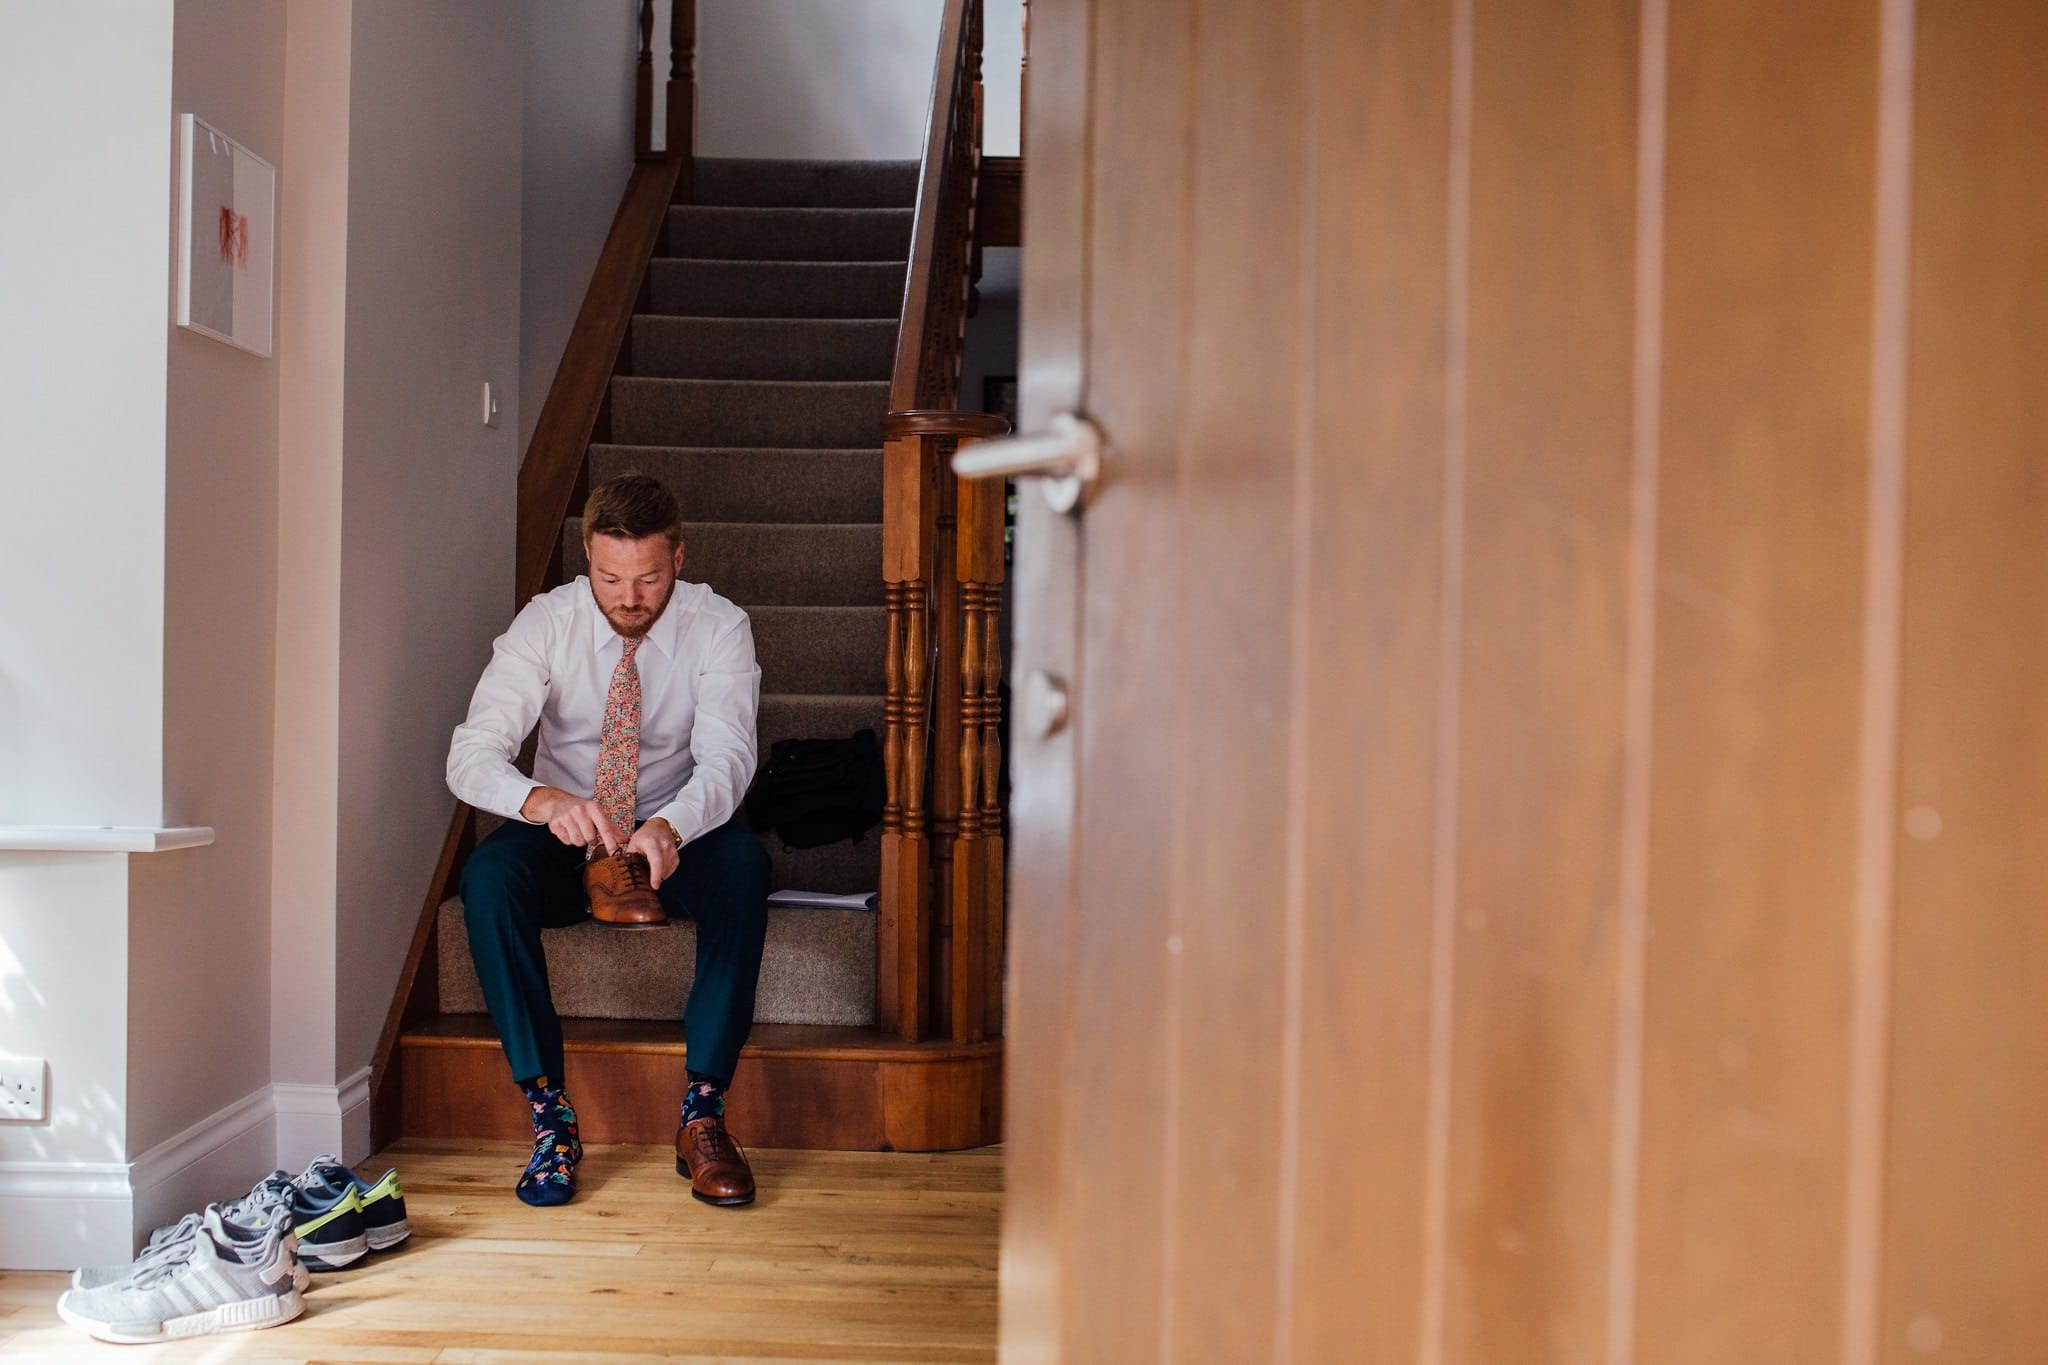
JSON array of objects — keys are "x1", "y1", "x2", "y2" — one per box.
[{"x1": 1000, "y1": 1, "x2": 2048, "y2": 1361}]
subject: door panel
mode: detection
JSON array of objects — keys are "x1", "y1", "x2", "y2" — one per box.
[
  {"x1": 1055, "y1": 0, "x2": 1194, "y2": 1358},
  {"x1": 1002, "y1": 2, "x2": 2048, "y2": 1360}
]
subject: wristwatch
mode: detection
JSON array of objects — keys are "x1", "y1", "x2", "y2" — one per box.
[{"x1": 658, "y1": 818, "x2": 684, "y2": 851}]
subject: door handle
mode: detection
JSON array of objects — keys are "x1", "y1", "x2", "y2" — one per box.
[{"x1": 951, "y1": 412, "x2": 1104, "y2": 513}]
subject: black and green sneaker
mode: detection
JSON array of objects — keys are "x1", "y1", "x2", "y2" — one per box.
[
  {"x1": 235, "y1": 1168, "x2": 368, "y2": 1271},
  {"x1": 298, "y1": 1155, "x2": 411, "y2": 1255}
]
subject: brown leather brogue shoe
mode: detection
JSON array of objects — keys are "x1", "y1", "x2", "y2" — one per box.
[
  {"x1": 584, "y1": 850, "x2": 667, "y2": 927},
  {"x1": 676, "y1": 1115, "x2": 756, "y2": 1206}
]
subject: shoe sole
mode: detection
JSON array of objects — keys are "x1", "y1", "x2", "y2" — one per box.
[
  {"x1": 57, "y1": 1287, "x2": 305, "y2": 1344},
  {"x1": 301, "y1": 1231, "x2": 370, "y2": 1271},
  {"x1": 366, "y1": 1220, "x2": 412, "y2": 1252},
  {"x1": 676, "y1": 1157, "x2": 756, "y2": 1205}
]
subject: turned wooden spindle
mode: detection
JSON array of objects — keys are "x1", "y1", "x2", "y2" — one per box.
[
  {"x1": 667, "y1": 0, "x2": 696, "y2": 200},
  {"x1": 635, "y1": 0, "x2": 656, "y2": 161}
]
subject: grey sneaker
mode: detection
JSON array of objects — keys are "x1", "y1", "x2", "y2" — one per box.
[
  {"x1": 56, "y1": 1212, "x2": 303, "y2": 1344},
  {"x1": 70, "y1": 1202, "x2": 310, "y2": 1295}
]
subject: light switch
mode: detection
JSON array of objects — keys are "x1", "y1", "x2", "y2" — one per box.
[{"x1": 481, "y1": 381, "x2": 501, "y2": 429}]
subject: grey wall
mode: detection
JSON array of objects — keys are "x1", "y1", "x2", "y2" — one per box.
[
  {"x1": 519, "y1": 1, "x2": 638, "y2": 456},
  {"x1": 332, "y1": 0, "x2": 526, "y2": 1083},
  {"x1": 693, "y1": 0, "x2": 943, "y2": 160}
]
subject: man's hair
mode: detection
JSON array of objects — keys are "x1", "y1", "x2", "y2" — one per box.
[{"x1": 583, "y1": 473, "x2": 682, "y2": 548}]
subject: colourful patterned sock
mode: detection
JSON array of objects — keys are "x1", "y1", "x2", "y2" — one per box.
[
  {"x1": 516, "y1": 1078, "x2": 582, "y2": 1208},
  {"x1": 681, "y1": 1076, "x2": 725, "y2": 1125}
]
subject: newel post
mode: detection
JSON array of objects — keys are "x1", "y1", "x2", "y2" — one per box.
[
  {"x1": 880, "y1": 420, "x2": 937, "y2": 1041},
  {"x1": 950, "y1": 433, "x2": 1008, "y2": 1043}
]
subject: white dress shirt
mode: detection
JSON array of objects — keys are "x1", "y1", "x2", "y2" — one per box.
[{"x1": 446, "y1": 576, "x2": 762, "y2": 848}]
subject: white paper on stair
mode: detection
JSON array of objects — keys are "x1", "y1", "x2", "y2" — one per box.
[{"x1": 766, "y1": 889, "x2": 879, "y2": 912}]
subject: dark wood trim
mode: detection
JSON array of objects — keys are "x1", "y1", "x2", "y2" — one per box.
[
  {"x1": 368, "y1": 805, "x2": 471, "y2": 1149},
  {"x1": 634, "y1": 0, "x2": 657, "y2": 161},
  {"x1": 881, "y1": 409, "x2": 1013, "y2": 440},
  {"x1": 887, "y1": 0, "x2": 971, "y2": 415},
  {"x1": 515, "y1": 158, "x2": 683, "y2": 609},
  {"x1": 666, "y1": 0, "x2": 696, "y2": 202},
  {"x1": 980, "y1": 156, "x2": 1022, "y2": 247},
  {"x1": 398, "y1": 1017, "x2": 1002, "y2": 1151}
]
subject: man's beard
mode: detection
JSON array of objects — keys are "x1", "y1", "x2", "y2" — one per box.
[{"x1": 603, "y1": 586, "x2": 672, "y2": 639}]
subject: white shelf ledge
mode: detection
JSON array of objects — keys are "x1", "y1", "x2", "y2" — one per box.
[{"x1": 0, "y1": 826, "x2": 216, "y2": 854}]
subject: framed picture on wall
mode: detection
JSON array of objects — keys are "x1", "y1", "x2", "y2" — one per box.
[{"x1": 176, "y1": 114, "x2": 275, "y2": 357}]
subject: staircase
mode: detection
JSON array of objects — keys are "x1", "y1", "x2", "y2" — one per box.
[
  {"x1": 436, "y1": 158, "x2": 917, "y2": 1032},
  {"x1": 393, "y1": 156, "x2": 1002, "y2": 1153},
  {"x1": 379, "y1": 0, "x2": 1004, "y2": 1155}
]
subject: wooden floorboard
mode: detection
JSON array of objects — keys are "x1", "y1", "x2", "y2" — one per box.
[{"x1": 0, "y1": 1138, "x2": 1001, "y2": 1363}]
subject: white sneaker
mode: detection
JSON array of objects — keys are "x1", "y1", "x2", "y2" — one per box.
[
  {"x1": 56, "y1": 1211, "x2": 303, "y2": 1344},
  {"x1": 72, "y1": 1202, "x2": 311, "y2": 1294}
]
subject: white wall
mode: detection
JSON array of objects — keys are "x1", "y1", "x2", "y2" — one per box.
[
  {"x1": 519, "y1": 0, "x2": 638, "y2": 456},
  {"x1": 130, "y1": 0, "x2": 288, "y2": 1167},
  {"x1": 0, "y1": 7, "x2": 173, "y2": 828},
  {"x1": 332, "y1": 0, "x2": 525, "y2": 1085},
  {"x1": 0, "y1": 856, "x2": 133, "y2": 1268},
  {"x1": 694, "y1": 0, "x2": 944, "y2": 160},
  {"x1": 271, "y1": 0, "x2": 353, "y2": 1124},
  {"x1": 982, "y1": 0, "x2": 1022, "y2": 157}
]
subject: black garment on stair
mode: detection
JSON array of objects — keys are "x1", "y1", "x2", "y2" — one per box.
[{"x1": 744, "y1": 729, "x2": 886, "y2": 849}]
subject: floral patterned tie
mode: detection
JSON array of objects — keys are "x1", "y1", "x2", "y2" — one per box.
[{"x1": 591, "y1": 635, "x2": 643, "y2": 857}]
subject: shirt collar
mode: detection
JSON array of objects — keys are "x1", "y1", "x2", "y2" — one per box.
[{"x1": 583, "y1": 575, "x2": 691, "y2": 660}]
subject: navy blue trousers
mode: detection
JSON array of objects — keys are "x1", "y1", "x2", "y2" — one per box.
[{"x1": 459, "y1": 818, "x2": 771, "y2": 1088}]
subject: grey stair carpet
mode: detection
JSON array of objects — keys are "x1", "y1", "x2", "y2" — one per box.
[
  {"x1": 693, "y1": 157, "x2": 920, "y2": 208},
  {"x1": 440, "y1": 157, "x2": 924, "y2": 1028},
  {"x1": 629, "y1": 317, "x2": 896, "y2": 381},
  {"x1": 751, "y1": 607, "x2": 889, "y2": 695},
  {"x1": 648, "y1": 259, "x2": 907, "y2": 318},
  {"x1": 588, "y1": 445, "x2": 883, "y2": 523},
  {"x1": 665, "y1": 205, "x2": 913, "y2": 261},
  {"x1": 438, "y1": 898, "x2": 875, "y2": 1027},
  {"x1": 611, "y1": 378, "x2": 890, "y2": 447}
]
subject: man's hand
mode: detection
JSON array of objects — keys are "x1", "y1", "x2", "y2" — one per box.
[
  {"x1": 522, "y1": 786, "x2": 622, "y2": 855},
  {"x1": 628, "y1": 818, "x2": 681, "y2": 890}
]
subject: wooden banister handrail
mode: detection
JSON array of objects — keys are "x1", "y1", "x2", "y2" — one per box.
[
  {"x1": 882, "y1": 410, "x2": 1012, "y2": 440},
  {"x1": 888, "y1": 0, "x2": 973, "y2": 415}
]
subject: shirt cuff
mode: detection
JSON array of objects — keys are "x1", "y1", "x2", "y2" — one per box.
[
  {"x1": 650, "y1": 800, "x2": 710, "y2": 850},
  {"x1": 500, "y1": 776, "x2": 543, "y2": 823}
]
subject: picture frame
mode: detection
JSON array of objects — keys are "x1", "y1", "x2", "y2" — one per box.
[{"x1": 176, "y1": 113, "x2": 275, "y2": 357}]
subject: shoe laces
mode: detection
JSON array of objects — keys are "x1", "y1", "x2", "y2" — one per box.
[
  {"x1": 125, "y1": 1234, "x2": 202, "y2": 1289},
  {"x1": 689, "y1": 1118, "x2": 745, "y2": 1166},
  {"x1": 225, "y1": 1172, "x2": 296, "y2": 1223},
  {"x1": 619, "y1": 853, "x2": 651, "y2": 892},
  {"x1": 141, "y1": 1210, "x2": 202, "y2": 1253}
]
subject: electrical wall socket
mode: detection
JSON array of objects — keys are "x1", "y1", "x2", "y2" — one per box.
[{"x1": 0, "y1": 1058, "x2": 46, "y2": 1121}]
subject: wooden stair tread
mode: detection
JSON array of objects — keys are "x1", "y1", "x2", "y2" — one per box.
[
  {"x1": 403, "y1": 1013, "x2": 1000, "y2": 1061},
  {"x1": 396, "y1": 1015, "x2": 1002, "y2": 1151}
]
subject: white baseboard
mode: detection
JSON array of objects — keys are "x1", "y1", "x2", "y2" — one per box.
[
  {"x1": 0, "y1": 1161, "x2": 134, "y2": 1271},
  {"x1": 273, "y1": 1066, "x2": 373, "y2": 1171},
  {"x1": 0, "y1": 1083, "x2": 277, "y2": 1272},
  {"x1": 0, "y1": 1067, "x2": 383, "y2": 1272},
  {"x1": 128, "y1": 1085, "x2": 278, "y2": 1250}
]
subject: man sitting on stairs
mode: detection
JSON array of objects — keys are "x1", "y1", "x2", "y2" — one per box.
[{"x1": 446, "y1": 473, "x2": 772, "y2": 1209}]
